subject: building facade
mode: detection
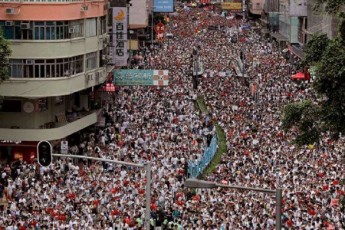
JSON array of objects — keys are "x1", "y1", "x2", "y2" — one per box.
[
  {"x1": 0, "y1": 0, "x2": 111, "y2": 161},
  {"x1": 248, "y1": 0, "x2": 264, "y2": 16},
  {"x1": 305, "y1": 0, "x2": 343, "y2": 42}
]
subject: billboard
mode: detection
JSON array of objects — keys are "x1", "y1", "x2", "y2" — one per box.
[
  {"x1": 221, "y1": 2, "x2": 242, "y2": 12},
  {"x1": 112, "y1": 7, "x2": 129, "y2": 67},
  {"x1": 113, "y1": 69, "x2": 169, "y2": 86},
  {"x1": 153, "y1": 0, "x2": 174, "y2": 13}
]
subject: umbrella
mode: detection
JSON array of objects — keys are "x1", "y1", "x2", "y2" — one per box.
[{"x1": 292, "y1": 72, "x2": 305, "y2": 80}]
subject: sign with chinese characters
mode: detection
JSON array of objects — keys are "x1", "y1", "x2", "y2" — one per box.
[
  {"x1": 221, "y1": 2, "x2": 242, "y2": 12},
  {"x1": 153, "y1": 0, "x2": 174, "y2": 13},
  {"x1": 113, "y1": 69, "x2": 169, "y2": 86},
  {"x1": 112, "y1": 7, "x2": 129, "y2": 67}
]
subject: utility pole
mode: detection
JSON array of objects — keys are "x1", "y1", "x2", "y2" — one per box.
[
  {"x1": 127, "y1": 0, "x2": 132, "y2": 67},
  {"x1": 151, "y1": 1, "x2": 154, "y2": 50},
  {"x1": 242, "y1": 0, "x2": 246, "y2": 21}
]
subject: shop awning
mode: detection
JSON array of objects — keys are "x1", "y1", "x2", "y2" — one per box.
[
  {"x1": 288, "y1": 44, "x2": 305, "y2": 59},
  {"x1": 271, "y1": 32, "x2": 288, "y2": 42},
  {"x1": 292, "y1": 72, "x2": 305, "y2": 80}
]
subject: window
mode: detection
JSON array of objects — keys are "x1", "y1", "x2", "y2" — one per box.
[
  {"x1": 86, "y1": 52, "x2": 97, "y2": 71},
  {"x1": 100, "y1": 16, "x2": 107, "y2": 35},
  {"x1": 1, "y1": 100, "x2": 22, "y2": 112},
  {"x1": 35, "y1": 98, "x2": 48, "y2": 112},
  {"x1": 85, "y1": 18, "x2": 97, "y2": 37},
  {"x1": 45, "y1": 22, "x2": 56, "y2": 40},
  {"x1": 0, "y1": 20, "x2": 83, "y2": 40},
  {"x1": 9, "y1": 56, "x2": 84, "y2": 78},
  {"x1": 69, "y1": 20, "x2": 84, "y2": 38},
  {"x1": 10, "y1": 60, "x2": 23, "y2": 78},
  {"x1": 56, "y1": 21, "x2": 69, "y2": 39}
]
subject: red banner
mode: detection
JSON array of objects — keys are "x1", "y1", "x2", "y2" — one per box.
[{"x1": 155, "y1": 22, "x2": 165, "y2": 42}]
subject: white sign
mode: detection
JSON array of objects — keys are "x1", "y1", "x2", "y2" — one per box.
[
  {"x1": 112, "y1": 7, "x2": 129, "y2": 67},
  {"x1": 61, "y1": 141, "x2": 68, "y2": 154}
]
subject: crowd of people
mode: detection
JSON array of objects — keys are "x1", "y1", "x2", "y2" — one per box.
[{"x1": 0, "y1": 6, "x2": 344, "y2": 230}]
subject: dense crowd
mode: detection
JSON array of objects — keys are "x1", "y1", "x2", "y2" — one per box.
[{"x1": 0, "y1": 6, "x2": 344, "y2": 230}]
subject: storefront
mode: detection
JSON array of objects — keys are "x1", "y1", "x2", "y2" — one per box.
[{"x1": 0, "y1": 140, "x2": 38, "y2": 163}]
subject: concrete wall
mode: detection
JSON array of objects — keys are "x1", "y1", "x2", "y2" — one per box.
[
  {"x1": 0, "y1": 67, "x2": 107, "y2": 98},
  {"x1": 0, "y1": 111, "x2": 98, "y2": 141},
  {"x1": 306, "y1": 0, "x2": 342, "y2": 41},
  {"x1": 10, "y1": 36, "x2": 104, "y2": 59}
]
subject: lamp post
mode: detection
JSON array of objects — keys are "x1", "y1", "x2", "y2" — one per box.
[
  {"x1": 151, "y1": 4, "x2": 155, "y2": 50},
  {"x1": 184, "y1": 178, "x2": 282, "y2": 230},
  {"x1": 242, "y1": 0, "x2": 246, "y2": 21}
]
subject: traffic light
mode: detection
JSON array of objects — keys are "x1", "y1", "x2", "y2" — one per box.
[{"x1": 37, "y1": 141, "x2": 52, "y2": 167}]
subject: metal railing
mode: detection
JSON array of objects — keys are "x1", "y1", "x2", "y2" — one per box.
[{"x1": 188, "y1": 135, "x2": 218, "y2": 178}]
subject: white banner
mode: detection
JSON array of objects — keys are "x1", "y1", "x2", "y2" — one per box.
[
  {"x1": 112, "y1": 7, "x2": 129, "y2": 67},
  {"x1": 60, "y1": 141, "x2": 68, "y2": 154}
]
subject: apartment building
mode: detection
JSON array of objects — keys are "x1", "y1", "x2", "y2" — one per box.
[{"x1": 0, "y1": 0, "x2": 111, "y2": 161}]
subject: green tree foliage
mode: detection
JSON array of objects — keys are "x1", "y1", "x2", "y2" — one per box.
[
  {"x1": 282, "y1": 1, "x2": 345, "y2": 145},
  {"x1": 313, "y1": 0, "x2": 344, "y2": 15},
  {"x1": 0, "y1": 30, "x2": 11, "y2": 81},
  {"x1": 313, "y1": 38, "x2": 345, "y2": 137},
  {"x1": 339, "y1": 19, "x2": 345, "y2": 43},
  {"x1": 303, "y1": 33, "x2": 329, "y2": 64},
  {"x1": 282, "y1": 100, "x2": 321, "y2": 146}
]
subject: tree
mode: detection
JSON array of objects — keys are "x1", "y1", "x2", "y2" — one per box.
[
  {"x1": 282, "y1": 1, "x2": 345, "y2": 145},
  {"x1": 303, "y1": 33, "x2": 329, "y2": 64},
  {"x1": 0, "y1": 30, "x2": 11, "y2": 82},
  {"x1": 313, "y1": 0, "x2": 344, "y2": 15},
  {"x1": 282, "y1": 100, "x2": 322, "y2": 146}
]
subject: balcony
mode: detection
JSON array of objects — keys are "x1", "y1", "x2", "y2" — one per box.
[
  {"x1": 0, "y1": 110, "x2": 100, "y2": 141},
  {"x1": 9, "y1": 36, "x2": 105, "y2": 59},
  {"x1": 0, "y1": 67, "x2": 107, "y2": 98}
]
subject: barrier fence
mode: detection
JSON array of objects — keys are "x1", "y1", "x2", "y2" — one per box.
[{"x1": 188, "y1": 135, "x2": 218, "y2": 178}]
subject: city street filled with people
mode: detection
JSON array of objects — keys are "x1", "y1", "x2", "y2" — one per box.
[{"x1": 0, "y1": 6, "x2": 344, "y2": 230}]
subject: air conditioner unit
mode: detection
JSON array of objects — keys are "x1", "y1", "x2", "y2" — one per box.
[
  {"x1": 86, "y1": 74, "x2": 93, "y2": 83},
  {"x1": 68, "y1": 27, "x2": 75, "y2": 34},
  {"x1": 20, "y1": 23, "x2": 31, "y2": 30},
  {"x1": 81, "y1": 5, "x2": 88, "y2": 11},
  {"x1": 5, "y1": 21, "x2": 14, "y2": 26},
  {"x1": 6, "y1": 8, "x2": 15, "y2": 15},
  {"x1": 25, "y1": 59, "x2": 35, "y2": 65}
]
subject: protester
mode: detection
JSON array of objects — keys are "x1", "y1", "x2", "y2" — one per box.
[{"x1": 0, "y1": 6, "x2": 343, "y2": 230}]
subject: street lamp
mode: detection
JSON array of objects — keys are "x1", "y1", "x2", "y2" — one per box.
[{"x1": 184, "y1": 178, "x2": 282, "y2": 230}]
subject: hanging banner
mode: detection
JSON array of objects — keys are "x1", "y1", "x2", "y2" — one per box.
[
  {"x1": 112, "y1": 7, "x2": 129, "y2": 67},
  {"x1": 60, "y1": 141, "x2": 68, "y2": 154},
  {"x1": 155, "y1": 22, "x2": 165, "y2": 42},
  {"x1": 113, "y1": 69, "x2": 169, "y2": 86},
  {"x1": 153, "y1": 0, "x2": 174, "y2": 13},
  {"x1": 221, "y1": 2, "x2": 242, "y2": 12}
]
